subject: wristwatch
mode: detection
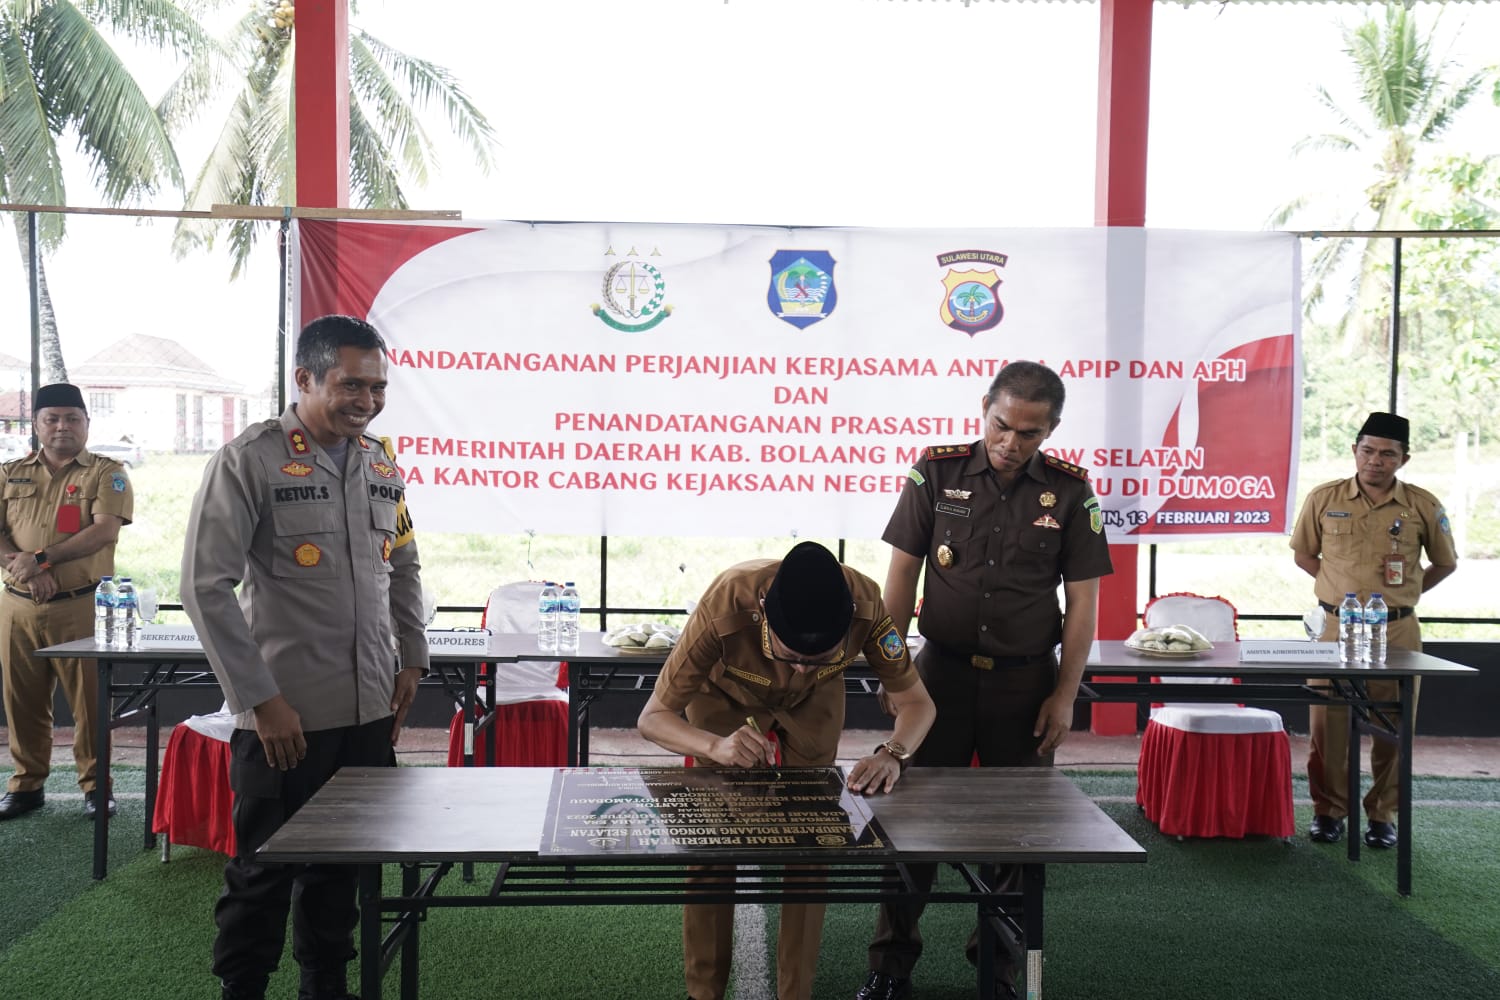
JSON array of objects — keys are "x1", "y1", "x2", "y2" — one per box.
[
  {"x1": 33, "y1": 549, "x2": 51, "y2": 571},
  {"x1": 875, "y1": 739, "x2": 912, "y2": 770}
]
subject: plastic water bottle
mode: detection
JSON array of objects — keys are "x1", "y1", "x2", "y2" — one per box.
[
  {"x1": 114, "y1": 577, "x2": 138, "y2": 650},
  {"x1": 1365, "y1": 592, "x2": 1388, "y2": 665},
  {"x1": 1338, "y1": 592, "x2": 1364, "y2": 665},
  {"x1": 558, "y1": 581, "x2": 581, "y2": 653},
  {"x1": 537, "y1": 581, "x2": 560, "y2": 652},
  {"x1": 93, "y1": 576, "x2": 116, "y2": 647}
]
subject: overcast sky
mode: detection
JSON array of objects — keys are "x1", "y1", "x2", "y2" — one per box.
[{"x1": 2, "y1": 0, "x2": 1497, "y2": 397}]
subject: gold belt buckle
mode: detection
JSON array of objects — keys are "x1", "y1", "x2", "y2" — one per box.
[{"x1": 970, "y1": 655, "x2": 994, "y2": 670}]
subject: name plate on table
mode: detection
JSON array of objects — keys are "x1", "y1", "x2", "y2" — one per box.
[
  {"x1": 424, "y1": 629, "x2": 491, "y2": 651},
  {"x1": 541, "y1": 766, "x2": 889, "y2": 856},
  {"x1": 136, "y1": 624, "x2": 200, "y2": 647},
  {"x1": 1239, "y1": 640, "x2": 1342, "y2": 663}
]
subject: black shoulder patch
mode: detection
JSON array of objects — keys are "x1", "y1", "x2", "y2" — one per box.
[
  {"x1": 1044, "y1": 453, "x2": 1089, "y2": 481},
  {"x1": 925, "y1": 443, "x2": 972, "y2": 461}
]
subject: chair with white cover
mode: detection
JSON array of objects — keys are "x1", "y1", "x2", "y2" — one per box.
[
  {"x1": 446, "y1": 582, "x2": 569, "y2": 766},
  {"x1": 1135, "y1": 593, "x2": 1294, "y2": 839},
  {"x1": 153, "y1": 705, "x2": 236, "y2": 860}
]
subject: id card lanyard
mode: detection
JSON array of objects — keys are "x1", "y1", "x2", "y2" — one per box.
[
  {"x1": 55, "y1": 482, "x2": 82, "y2": 534},
  {"x1": 1382, "y1": 516, "x2": 1405, "y2": 588}
]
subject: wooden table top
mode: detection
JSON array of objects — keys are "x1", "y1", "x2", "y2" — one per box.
[{"x1": 258, "y1": 765, "x2": 1146, "y2": 866}]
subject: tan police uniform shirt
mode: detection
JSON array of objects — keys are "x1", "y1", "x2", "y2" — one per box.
[
  {"x1": 181, "y1": 406, "x2": 430, "y2": 732},
  {"x1": 652, "y1": 558, "x2": 918, "y2": 765},
  {"x1": 1289, "y1": 476, "x2": 1457, "y2": 611},
  {"x1": 1, "y1": 449, "x2": 133, "y2": 593},
  {"x1": 883, "y1": 444, "x2": 1113, "y2": 657}
]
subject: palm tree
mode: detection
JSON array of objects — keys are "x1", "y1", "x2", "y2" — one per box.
[
  {"x1": 161, "y1": 0, "x2": 498, "y2": 276},
  {"x1": 0, "y1": 1, "x2": 204, "y2": 381},
  {"x1": 1268, "y1": 4, "x2": 1484, "y2": 350}
]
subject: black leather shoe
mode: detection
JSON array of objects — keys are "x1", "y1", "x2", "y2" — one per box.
[
  {"x1": 0, "y1": 789, "x2": 44, "y2": 820},
  {"x1": 1308, "y1": 814, "x2": 1345, "y2": 843},
  {"x1": 81, "y1": 792, "x2": 117, "y2": 819},
  {"x1": 854, "y1": 971, "x2": 912, "y2": 1000},
  {"x1": 1364, "y1": 820, "x2": 1397, "y2": 849}
]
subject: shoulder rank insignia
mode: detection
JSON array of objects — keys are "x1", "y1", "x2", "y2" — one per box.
[
  {"x1": 925, "y1": 443, "x2": 972, "y2": 461},
  {"x1": 288, "y1": 428, "x2": 311, "y2": 455},
  {"x1": 1043, "y1": 453, "x2": 1089, "y2": 481}
]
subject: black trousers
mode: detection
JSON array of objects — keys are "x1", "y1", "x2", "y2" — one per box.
[
  {"x1": 211, "y1": 716, "x2": 395, "y2": 985},
  {"x1": 867, "y1": 645, "x2": 1057, "y2": 984}
]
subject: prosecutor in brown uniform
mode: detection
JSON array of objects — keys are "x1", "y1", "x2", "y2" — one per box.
[
  {"x1": 858, "y1": 361, "x2": 1113, "y2": 1000},
  {"x1": 0, "y1": 383, "x2": 132, "y2": 822},
  {"x1": 182, "y1": 316, "x2": 430, "y2": 1000},
  {"x1": 639, "y1": 541, "x2": 936, "y2": 1000},
  {"x1": 1290, "y1": 411, "x2": 1457, "y2": 850}
]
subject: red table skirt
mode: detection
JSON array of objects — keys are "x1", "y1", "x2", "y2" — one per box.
[
  {"x1": 153, "y1": 724, "x2": 236, "y2": 856},
  {"x1": 1136, "y1": 719, "x2": 1294, "y2": 839},
  {"x1": 446, "y1": 699, "x2": 568, "y2": 767}
]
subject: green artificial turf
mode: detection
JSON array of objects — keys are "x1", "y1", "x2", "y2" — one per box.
[{"x1": 2, "y1": 766, "x2": 1497, "y2": 999}]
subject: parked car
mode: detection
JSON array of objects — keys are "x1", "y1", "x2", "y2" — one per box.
[
  {"x1": 0, "y1": 435, "x2": 30, "y2": 461},
  {"x1": 90, "y1": 442, "x2": 146, "y2": 467}
]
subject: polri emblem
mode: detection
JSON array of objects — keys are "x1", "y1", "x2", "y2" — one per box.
[
  {"x1": 1039, "y1": 491, "x2": 1057, "y2": 508},
  {"x1": 294, "y1": 543, "x2": 322, "y2": 567},
  {"x1": 936, "y1": 249, "x2": 1008, "y2": 337},
  {"x1": 371, "y1": 461, "x2": 397, "y2": 479},
  {"x1": 281, "y1": 462, "x2": 313, "y2": 477},
  {"x1": 767, "y1": 250, "x2": 838, "y2": 329},
  {"x1": 382, "y1": 537, "x2": 392, "y2": 562}
]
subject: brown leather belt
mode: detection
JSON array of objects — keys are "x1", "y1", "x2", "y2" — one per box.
[
  {"x1": 928, "y1": 643, "x2": 1044, "y2": 670},
  {"x1": 4, "y1": 583, "x2": 97, "y2": 603},
  {"x1": 1319, "y1": 601, "x2": 1414, "y2": 620}
]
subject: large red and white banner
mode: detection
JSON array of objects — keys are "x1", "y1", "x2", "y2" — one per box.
[{"x1": 294, "y1": 220, "x2": 1300, "y2": 542}]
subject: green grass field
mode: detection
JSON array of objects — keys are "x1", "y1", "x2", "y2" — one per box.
[{"x1": 121, "y1": 447, "x2": 1500, "y2": 637}]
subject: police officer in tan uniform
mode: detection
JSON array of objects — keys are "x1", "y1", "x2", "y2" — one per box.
[
  {"x1": 1291, "y1": 411, "x2": 1457, "y2": 849},
  {"x1": 0, "y1": 383, "x2": 132, "y2": 821},
  {"x1": 858, "y1": 361, "x2": 1113, "y2": 1000},
  {"x1": 182, "y1": 316, "x2": 429, "y2": 1000},
  {"x1": 639, "y1": 541, "x2": 936, "y2": 1000}
]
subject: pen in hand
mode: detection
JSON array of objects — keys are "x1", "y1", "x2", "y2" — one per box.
[{"x1": 745, "y1": 715, "x2": 779, "y2": 776}]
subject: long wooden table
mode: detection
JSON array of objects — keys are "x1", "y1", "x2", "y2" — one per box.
[
  {"x1": 488, "y1": 633, "x2": 1477, "y2": 896},
  {"x1": 36, "y1": 633, "x2": 507, "y2": 879},
  {"x1": 257, "y1": 765, "x2": 1145, "y2": 1000}
]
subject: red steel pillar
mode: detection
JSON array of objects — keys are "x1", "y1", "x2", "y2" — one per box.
[
  {"x1": 1091, "y1": 0, "x2": 1153, "y2": 735},
  {"x1": 294, "y1": 0, "x2": 350, "y2": 208}
]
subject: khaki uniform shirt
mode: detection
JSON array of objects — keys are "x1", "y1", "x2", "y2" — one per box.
[
  {"x1": 653, "y1": 558, "x2": 918, "y2": 764},
  {"x1": 181, "y1": 406, "x2": 430, "y2": 732},
  {"x1": 1289, "y1": 476, "x2": 1458, "y2": 611},
  {"x1": 1, "y1": 449, "x2": 133, "y2": 593},
  {"x1": 883, "y1": 444, "x2": 1113, "y2": 657}
]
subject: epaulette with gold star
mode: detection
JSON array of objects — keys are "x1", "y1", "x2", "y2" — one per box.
[
  {"x1": 1044, "y1": 453, "x2": 1089, "y2": 481},
  {"x1": 925, "y1": 443, "x2": 972, "y2": 461}
]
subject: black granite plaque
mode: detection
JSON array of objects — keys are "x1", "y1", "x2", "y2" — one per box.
[{"x1": 541, "y1": 766, "x2": 890, "y2": 855}]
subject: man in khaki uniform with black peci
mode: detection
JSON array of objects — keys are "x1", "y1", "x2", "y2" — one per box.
[
  {"x1": 639, "y1": 540, "x2": 936, "y2": 1000},
  {"x1": 0, "y1": 383, "x2": 133, "y2": 821},
  {"x1": 1291, "y1": 410, "x2": 1457, "y2": 849}
]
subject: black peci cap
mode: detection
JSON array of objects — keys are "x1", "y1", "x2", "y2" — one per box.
[
  {"x1": 1358, "y1": 411, "x2": 1409, "y2": 446},
  {"x1": 763, "y1": 541, "x2": 854, "y2": 656},
  {"x1": 34, "y1": 383, "x2": 86, "y2": 415}
]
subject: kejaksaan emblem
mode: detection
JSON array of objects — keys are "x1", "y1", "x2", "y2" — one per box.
[
  {"x1": 767, "y1": 250, "x2": 838, "y2": 329},
  {"x1": 591, "y1": 249, "x2": 673, "y2": 333}
]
